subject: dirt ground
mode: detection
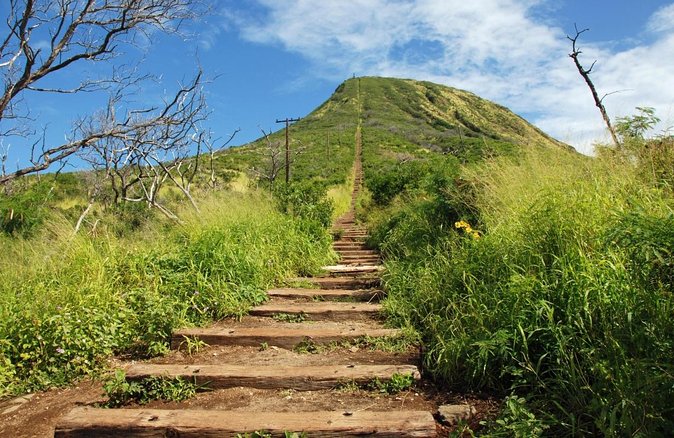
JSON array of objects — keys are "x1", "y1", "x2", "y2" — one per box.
[{"x1": 0, "y1": 336, "x2": 498, "y2": 437}]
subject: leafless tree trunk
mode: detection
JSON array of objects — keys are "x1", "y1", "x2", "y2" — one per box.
[
  {"x1": 0, "y1": 0, "x2": 204, "y2": 184},
  {"x1": 251, "y1": 128, "x2": 284, "y2": 192},
  {"x1": 203, "y1": 128, "x2": 240, "y2": 189},
  {"x1": 568, "y1": 25, "x2": 621, "y2": 148},
  {"x1": 79, "y1": 72, "x2": 209, "y2": 222}
]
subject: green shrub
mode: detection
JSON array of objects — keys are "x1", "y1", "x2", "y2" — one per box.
[
  {"x1": 103, "y1": 370, "x2": 197, "y2": 407},
  {"x1": 274, "y1": 180, "x2": 334, "y2": 230},
  {"x1": 0, "y1": 191, "x2": 334, "y2": 394},
  {"x1": 376, "y1": 150, "x2": 674, "y2": 436},
  {"x1": 0, "y1": 180, "x2": 53, "y2": 236}
]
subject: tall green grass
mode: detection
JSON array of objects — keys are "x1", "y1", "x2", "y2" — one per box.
[
  {"x1": 0, "y1": 191, "x2": 334, "y2": 396},
  {"x1": 375, "y1": 150, "x2": 674, "y2": 435}
]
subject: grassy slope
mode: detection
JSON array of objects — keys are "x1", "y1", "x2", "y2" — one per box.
[
  {"x1": 353, "y1": 79, "x2": 674, "y2": 435},
  {"x1": 9, "y1": 75, "x2": 648, "y2": 438},
  {"x1": 0, "y1": 192, "x2": 336, "y2": 395},
  {"x1": 358, "y1": 76, "x2": 571, "y2": 163},
  {"x1": 0, "y1": 83, "x2": 365, "y2": 397},
  {"x1": 214, "y1": 79, "x2": 360, "y2": 189}
]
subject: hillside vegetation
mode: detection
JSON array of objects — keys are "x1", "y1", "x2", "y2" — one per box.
[
  {"x1": 356, "y1": 79, "x2": 674, "y2": 436},
  {"x1": 2, "y1": 76, "x2": 672, "y2": 436}
]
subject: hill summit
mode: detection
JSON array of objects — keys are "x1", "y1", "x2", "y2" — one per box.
[
  {"x1": 309, "y1": 76, "x2": 571, "y2": 161},
  {"x1": 220, "y1": 76, "x2": 572, "y2": 187}
]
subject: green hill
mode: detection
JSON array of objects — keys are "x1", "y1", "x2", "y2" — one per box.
[
  {"x1": 357, "y1": 76, "x2": 571, "y2": 160},
  {"x1": 218, "y1": 76, "x2": 573, "y2": 187}
]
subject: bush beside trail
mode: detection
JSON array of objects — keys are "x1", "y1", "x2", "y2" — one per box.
[
  {"x1": 0, "y1": 191, "x2": 334, "y2": 396},
  {"x1": 366, "y1": 148, "x2": 674, "y2": 436}
]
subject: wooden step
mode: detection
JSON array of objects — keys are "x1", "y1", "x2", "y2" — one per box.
[
  {"x1": 124, "y1": 363, "x2": 421, "y2": 391},
  {"x1": 339, "y1": 263, "x2": 381, "y2": 268},
  {"x1": 338, "y1": 249, "x2": 379, "y2": 256},
  {"x1": 339, "y1": 236, "x2": 367, "y2": 242},
  {"x1": 339, "y1": 257, "x2": 381, "y2": 264},
  {"x1": 55, "y1": 407, "x2": 437, "y2": 437},
  {"x1": 340, "y1": 258, "x2": 380, "y2": 263},
  {"x1": 172, "y1": 326, "x2": 398, "y2": 349},
  {"x1": 322, "y1": 265, "x2": 384, "y2": 276},
  {"x1": 333, "y1": 243, "x2": 368, "y2": 250},
  {"x1": 290, "y1": 277, "x2": 381, "y2": 290},
  {"x1": 250, "y1": 302, "x2": 382, "y2": 321},
  {"x1": 267, "y1": 287, "x2": 382, "y2": 301}
]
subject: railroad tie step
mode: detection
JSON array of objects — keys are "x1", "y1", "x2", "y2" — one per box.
[
  {"x1": 172, "y1": 326, "x2": 400, "y2": 349},
  {"x1": 322, "y1": 265, "x2": 384, "y2": 277},
  {"x1": 250, "y1": 302, "x2": 382, "y2": 321},
  {"x1": 339, "y1": 257, "x2": 381, "y2": 265},
  {"x1": 339, "y1": 236, "x2": 367, "y2": 242},
  {"x1": 267, "y1": 287, "x2": 383, "y2": 301},
  {"x1": 333, "y1": 245, "x2": 369, "y2": 252},
  {"x1": 123, "y1": 363, "x2": 421, "y2": 391},
  {"x1": 337, "y1": 249, "x2": 379, "y2": 256},
  {"x1": 289, "y1": 276, "x2": 381, "y2": 290},
  {"x1": 55, "y1": 408, "x2": 437, "y2": 437},
  {"x1": 339, "y1": 259, "x2": 380, "y2": 264}
]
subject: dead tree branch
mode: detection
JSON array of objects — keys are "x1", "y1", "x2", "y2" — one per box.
[
  {"x1": 79, "y1": 72, "x2": 209, "y2": 221},
  {"x1": 0, "y1": 0, "x2": 204, "y2": 184},
  {"x1": 567, "y1": 24, "x2": 621, "y2": 148}
]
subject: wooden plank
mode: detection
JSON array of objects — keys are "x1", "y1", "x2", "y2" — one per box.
[
  {"x1": 266, "y1": 287, "x2": 383, "y2": 301},
  {"x1": 337, "y1": 250, "x2": 379, "y2": 256},
  {"x1": 289, "y1": 277, "x2": 381, "y2": 290},
  {"x1": 55, "y1": 407, "x2": 437, "y2": 437},
  {"x1": 339, "y1": 258, "x2": 381, "y2": 264},
  {"x1": 172, "y1": 326, "x2": 399, "y2": 349},
  {"x1": 322, "y1": 265, "x2": 383, "y2": 274},
  {"x1": 124, "y1": 363, "x2": 421, "y2": 390},
  {"x1": 338, "y1": 236, "x2": 367, "y2": 242},
  {"x1": 333, "y1": 245, "x2": 368, "y2": 251},
  {"x1": 334, "y1": 248, "x2": 369, "y2": 253},
  {"x1": 250, "y1": 302, "x2": 382, "y2": 321}
]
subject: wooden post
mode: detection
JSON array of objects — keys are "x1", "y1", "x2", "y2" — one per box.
[{"x1": 276, "y1": 117, "x2": 300, "y2": 184}]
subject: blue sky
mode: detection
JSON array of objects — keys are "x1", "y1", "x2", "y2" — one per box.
[{"x1": 3, "y1": 0, "x2": 674, "y2": 172}]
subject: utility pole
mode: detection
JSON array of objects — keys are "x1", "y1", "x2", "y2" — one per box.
[{"x1": 275, "y1": 117, "x2": 300, "y2": 184}]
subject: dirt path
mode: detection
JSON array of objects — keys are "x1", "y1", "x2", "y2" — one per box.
[{"x1": 1, "y1": 128, "x2": 491, "y2": 437}]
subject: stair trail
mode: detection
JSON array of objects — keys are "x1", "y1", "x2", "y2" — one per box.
[{"x1": 54, "y1": 126, "x2": 452, "y2": 437}]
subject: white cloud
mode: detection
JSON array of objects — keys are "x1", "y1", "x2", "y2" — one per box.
[
  {"x1": 230, "y1": 0, "x2": 674, "y2": 154},
  {"x1": 648, "y1": 3, "x2": 674, "y2": 33}
]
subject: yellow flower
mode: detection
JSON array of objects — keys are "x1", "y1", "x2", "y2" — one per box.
[
  {"x1": 455, "y1": 220, "x2": 481, "y2": 239},
  {"x1": 454, "y1": 220, "x2": 470, "y2": 230}
]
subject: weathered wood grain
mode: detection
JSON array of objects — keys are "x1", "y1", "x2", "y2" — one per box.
[
  {"x1": 266, "y1": 287, "x2": 383, "y2": 301},
  {"x1": 290, "y1": 277, "x2": 381, "y2": 290},
  {"x1": 124, "y1": 363, "x2": 421, "y2": 390},
  {"x1": 172, "y1": 326, "x2": 398, "y2": 349},
  {"x1": 250, "y1": 302, "x2": 382, "y2": 321},
  {"x1": 55, "y1": 408, "x2": 437, "y2": 437}
]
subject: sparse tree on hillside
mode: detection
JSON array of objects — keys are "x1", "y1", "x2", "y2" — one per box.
[
  {"x1": 567, "y1": 24, "x2": 621, "y2": 148},
  {"x1": 80, "y1": 72, "x2": 209, "y2": 221},
  {"x1": 0, "y1": 0, "x2": 205, "y2": 184},
  {"x1": 202, "y1": 128, "x2": 240, "y2": 189},
  {"x1": 250, "y1": 128, "x2": 306, "y2": 192},
  {"x1": 251, "y1": 128, "x2": 284, "y2": 192}
]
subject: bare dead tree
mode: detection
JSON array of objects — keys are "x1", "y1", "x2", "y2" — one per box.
[
  {"x1": 567, "y1": 24, "x2": 621, "y2": 148},
  {"x1": 203, "y1": 128, "x2": 240, "y2": 189},
  {"x1": 251, "y1": 128, "x2": 284, "y2": 192},
  {"x1": 0, "y1": 0, "x2": 205, "y2": 184},
  {"x1": 79, "y1": 72, "x2": 209, "y2": 221},
  {"x1": 250, "y1": 129, "x2": 307, "y2": 193}
]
